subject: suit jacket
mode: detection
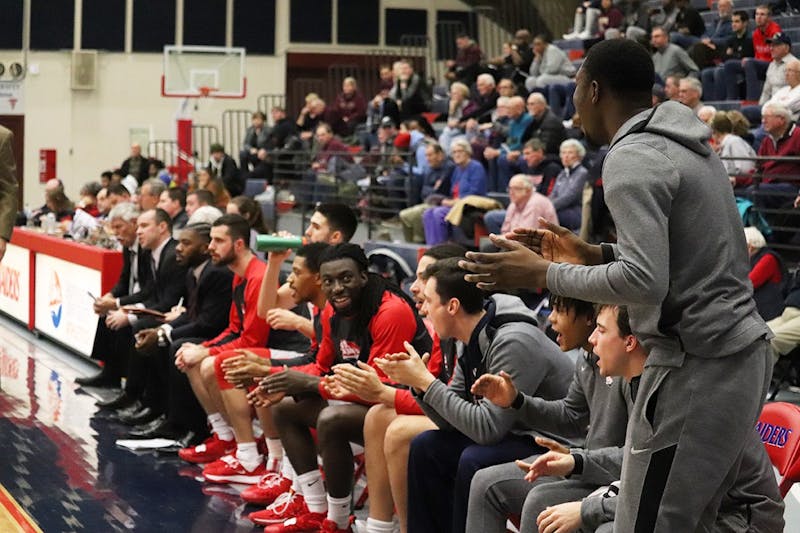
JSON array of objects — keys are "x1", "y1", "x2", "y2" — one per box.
[
  {"x1": 0, "y1": 126, "x2": 19, "y2": 241},
  {"x1": 172, "y1": 210, "x2": 189, "y2": 232},
  {"x1": 168, "y1": 261, "x2": 233, "y2": 340},
  {"x1": 114, "y1": 245, "x2": 154, "y2": 305},
  {"x1": 207, "y1": 155, "x2": 242, "y2": 196},
  {"x1": 129, "y1": 238, "x2": 187, "y2": 331}
]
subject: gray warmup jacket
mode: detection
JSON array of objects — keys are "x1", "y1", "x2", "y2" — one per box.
[
  {"x1": 547, "y1": 100, "x2": 769, "y2": 366},
  {"x1": 416, "y1": 294, "x2": 573, "y2": 446}
]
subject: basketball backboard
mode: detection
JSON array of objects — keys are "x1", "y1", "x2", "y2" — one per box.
[{"x1": 162, "y1": 45, "x2": 246, "y2": 98}]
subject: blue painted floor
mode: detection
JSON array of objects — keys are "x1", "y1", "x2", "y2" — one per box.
[{"x1": 0, "y1": 315, "x2": 259, "y2": 532}]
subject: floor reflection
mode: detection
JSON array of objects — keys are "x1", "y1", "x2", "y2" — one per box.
[{"x1": 0, "y1": 317, "x2": 258, "y2": 532}]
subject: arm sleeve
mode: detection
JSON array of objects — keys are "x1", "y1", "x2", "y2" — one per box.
[
  {"x1": 0, "y1": 131, "x2": 20, "y2": 241},
  {"x1": 580, "y1": 493, "x2": 617, "y2": 530},
  {"x1": 516, "y1": 361, "x2": 590, "y2": 439},
  {"x1": 417, "y1": 332, "x2": 552, "y2": 445},
  {"x1": 572, "y1": 446, "x2": 624, "y2": 486},
  {"x1": 546, "y1": 144, "x2": 674, "y2": 305},
  {"x1": 679, "y1": 48, "x2": 699, "y2": 75},
  {"x1": 749, "y1": 253, "x2": 779, "y2": 289}
]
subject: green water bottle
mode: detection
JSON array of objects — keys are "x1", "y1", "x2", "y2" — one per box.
[{"x1": 255, "y1": 235, "x2": 307, "y2": 252}]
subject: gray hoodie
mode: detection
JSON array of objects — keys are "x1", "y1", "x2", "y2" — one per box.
[
  {"x1": 547, "y1": 101, "x2": 769, "y2": 363},
  {"x1": 416, "y1": 294, "x2": 573, "y2": 446}
]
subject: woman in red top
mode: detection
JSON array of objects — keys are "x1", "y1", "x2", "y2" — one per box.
[{"x1": 746, "y1": 226, "x2": 785, "y2": 320}]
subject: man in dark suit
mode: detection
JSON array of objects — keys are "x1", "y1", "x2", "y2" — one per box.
[
  {"x1": 101, "y1": 208, "x2": 188, "y2": 418},
  {"x1": 78, "y1": 202, "x2": 152, "y2": 389},
  {"x1": 207, "y1": 143, "x2": 242, "y2": 197},
  {"x1": 0, "y1": 125, "x2": 19, "y2": 263},
  {"x1": 157, "y1": 188, "x2": 189, "y2": 233},
  {"x1": 127, "y1": 222, "x2": 233, "y2": 440}
]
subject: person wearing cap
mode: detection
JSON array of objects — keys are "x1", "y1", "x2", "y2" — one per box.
[
  {"x1": 206, "y1": 143, "x2": 242, "y2": 197},
  {"x1": 759, "y1": 32, "x2": 797, "y2": 105}
]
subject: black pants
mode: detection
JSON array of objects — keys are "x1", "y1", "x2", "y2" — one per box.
[
  {"x1": 90, "y1": 317, "x2": 132, "y2": 381},
  {"x1": 407, "y1": 429, "x2": 542, "y2": 533}
]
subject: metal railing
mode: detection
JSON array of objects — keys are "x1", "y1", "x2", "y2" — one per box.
[
  {"x1": 192, "y1": 124, "x2": 220, "y2": 166},
  {"x1": 222, "y1": 109, "x2": 253, "y2": 164}
]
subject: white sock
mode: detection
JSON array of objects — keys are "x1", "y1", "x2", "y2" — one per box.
[
  {"x1": 282, "y1": 459, "x2": 297, "y2": 486},
  {"x1": 297, "y1": 470, "x2": 326, "y2": 513},
  {"x1": 266, "y1": 438, "x2": 283, "y2": 467},
  {"x1": 366, "y1": 517, "x2": 396, "y2": 533},
  {"x1": 207, "y1": 413, "x2": 234, "y2": 442},
  {"x1": 327, "y1": 494, "x2": 351, "y2": 528},
  {"x1": 235, "y1": 441, "x2": 262, "y2": 472}
]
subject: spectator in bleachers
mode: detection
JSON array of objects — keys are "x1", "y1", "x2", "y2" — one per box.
[
  {"x1": 767, "y1": 279, "x2": 800, "y2": 363},
  {"x1": 758, "y1": 32, "x2": 798, "y2": 105},
  {"x1": 186, "y1": 189, "x2": 214, "y2": 217},
  {"x1": 207, "y1": 143, "x2": 242, "y2": 197},
  {"x1": 205, "y1": 177, "x2": 231, "y2": 210},
  {"x1": 519, "y1": 138, "x2": 563, "y2": 196},
  {"x1": 226, "y1": 195, "x2": 270, "y2": 253},
  {"x1": 550, "y1": 139, "x2": 589, "y2": 231},
  {"x1": 745, "y1": 226, "x2": 786, "y2": 321},
  {"x1": 485, "y1": 96, "x2": 532, "y2": 192},
  {"x1": 682, "y1": 0, "x2": 733, "y2": 56},
  {"x1": 664, "y1": 73, "x2": 682, "y2": 100},
  {"x1": 496, "y1": 78, "x2": 516, "y2": 98},
  {"x1": 76, "y1": 181, "x2": 102, "y2": 218},
  {"x1": 462, "y1": 73, "x2": 499, "y2": 125},
  {"x1": 422, "y1": 138, "x2": 487, "y2": 245},
  {"x1": 376, "y1": 258, "x2": 573, "y2": 533},
  {"x1": 765, "y1": 58, "x2": 800, "y2": 118},
  {"x1": 311, "y1": 123, "x2": 352, "y2": 173},
  {"x1": 77, "y1": 202, "x2": 148, "y2": 389},
  {"x1": 489, "y1": 29, "x2": 534, "y2": 91},
  {"x1": 265, "y1": 106, "x2": 296, "y2": 151},
  {"x1": 390, "y1": 59, "x2": 431, "y2": 120},
  {"x1": 565, "y1": 0, "x2": 624, "y2": 41},
  {"x1": 100, "y1": 170, "x2": 112, "y2": 188},
  {"x1": 138, "y1": 178, "x2": 165, "y2": 211},
  {"x1": 107, "y1": 182, "x2": 131, "y2": 209},
  {"x1": 524, "y1": 92, "x2": 568, "y2": 155},
  {"x1": 669, "y1": 0, "x2": 706, "y2": 47},
  {"x1": 400, "y1": 142, "x2": 456, "y2": 243},
  {"x1": 753, "y1": 102, "x2": 800, "y2": 206},
  {"x1": 243, "y1": 106, "x2": 298, "y2": 184},
  {"x1": 711, "y1": 111, "x2": 757, "y2": 181},
  {"x1": 157, "y1": 188, "x2": 188, "y2": 232},
  {"x1": 296, "y1": 96, "x2": 327, "y2": 144},
  {"x1": 96, "y1": 188, "x2": 110, "y2": 218},
  {"x1": 626, "y1": 0, "x2": 679, "y2": 41},
  {"x1": 329, "y1": 77, "x2": 367, "y2": 139},
  {"x1": 678, "y1": 76, "x2": 704, "y2": 114},
  {"x1": 482, "y1": 174, "x2": 558, "y2": 237},
  {"x1": 651, "y1": 26, "x2": 699, "y2": 80},
  {"x1": 438, "y1": 82, "x2": 475, "y2": 153},
  {"x1": 702, "y1": 9, "x2": 753, "y2": 101},
  {"x1": 240, "y1": 111, "x2": 270, "y2": 170},
  {"x1": 731, "y1": 4, "x2": 782, "y2": 100},
  {"x1": 697, "y1": 104, "x2": 716, "y2": 123},
  {"x1": 466, "y1": 296, "x2": 629, "y2": 533},
  {"x1": 366, "y1": 82, "x2": 400, "y2": 141},
  {"x1": 445, "y1": 33, "x2": 484, "y2": 87},
  {"x1": 120, "y1": 143, "x2": 149, "y2": 184},
  {"x1": 524, "y1": 34, "x2": 577, "y2": 93}
]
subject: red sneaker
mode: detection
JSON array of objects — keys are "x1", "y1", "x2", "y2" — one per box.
[
  {"x1": 320, "y1": 517, "x2": 354, "y2": 533},
  {"x1": 178, "y1": 434, "x2": 235, "y2": 464},
  {"x1": 203, "y1": 455, "x2": 267, "y2": 484},
  {"x1": 241, "y1": 473, "x2": 293, "y2": 505},
  {"x1": 248, "y1": 490, "x2": 308, "y2": 525},
  {"x1": 263, "y1": 511, "x2": 326, "y2": 532}
]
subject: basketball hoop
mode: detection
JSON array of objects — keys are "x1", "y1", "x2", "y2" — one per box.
[{"x1": 198, "y1": 86, "x2": 217, "y2": 98}]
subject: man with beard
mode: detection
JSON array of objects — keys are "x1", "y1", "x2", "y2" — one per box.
[
  {"x1": 175, "y1": 214, "x2": 308, "y2": 470},
  {"x1": 459, "y1": 38, "x2": 783, "y2": 532},
  {"x1": 253, "y1": 243, "x2": 430, "y2": 533},
  {"x1": 125, "y1": 222, "x2": 233, "y2": 441}
]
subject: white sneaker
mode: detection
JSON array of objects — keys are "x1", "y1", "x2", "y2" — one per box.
[
  {"x1": 562, "y1": 32, "x2": 578, "y2": 40},
  {"x1": 576, "y1": 30, "x2": 593, "y2": 39}
]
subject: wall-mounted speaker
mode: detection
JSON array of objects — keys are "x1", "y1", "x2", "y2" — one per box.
[{"x1": 71, "y1": 49, "x2": 97, "y2": 90}]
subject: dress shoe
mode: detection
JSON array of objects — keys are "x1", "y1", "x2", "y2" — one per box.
[
  {"x1": 76, "y1": 371, "x2": 120, "y2": 388},
  {"x1": 128, "y1": 416, "x2": 180, "y2": 439},
  {"x1": 111, "y1": 400, "x2": 144, "y2": 420},
  {"x1": 96, "y1": 391, "x2": 135, "y2": 409},
  {"x1": 119, "y1": 406, "x2": 161, "y2": 426}
]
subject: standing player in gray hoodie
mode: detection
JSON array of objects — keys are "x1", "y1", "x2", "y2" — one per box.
[{"x1": 460, "y1": 38, "x2": 784, "y2": 532}]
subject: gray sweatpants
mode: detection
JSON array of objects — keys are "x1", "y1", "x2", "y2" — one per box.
[
  {"x1": 614, "y1": 338, "x2": 784, "y2": 532},
  {"x1": 466, "y1": 458, "x2": 598, "y2": 532}
]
